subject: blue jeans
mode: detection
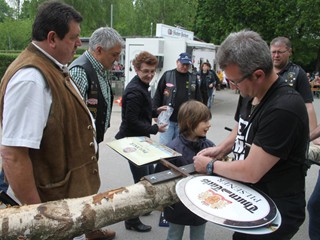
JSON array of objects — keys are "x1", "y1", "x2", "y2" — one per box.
[
  {"x1": 308, "y1": 170, "x2": 320, "y2": 240},
  {"x1": 0, "y1": 170, "x2": 8, "y2": 192},
  {"x1": 167, "y1": 222, "x2": 206, "y2": 240},
  {"x1": 207, "y1": 94, "x2": 214, "y2": 109},
  {"x1": 159, "y1": 121, "x2": 179, "y2": 145}
]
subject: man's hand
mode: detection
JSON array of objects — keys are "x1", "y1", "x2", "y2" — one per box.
[
  {"x1": 193, "y1": 155, "x2": 212, "y2": 174},
  {"x1": 313, "y1": 137, "x2": 320, "y2": 146},
  {"x1": 197, "y1": 146, "x2": 225, "y2": 159}
]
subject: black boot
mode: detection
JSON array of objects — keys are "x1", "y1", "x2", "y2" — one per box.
[{"x1": 125, "y1": 218, "x2": 152, "y2": 232}]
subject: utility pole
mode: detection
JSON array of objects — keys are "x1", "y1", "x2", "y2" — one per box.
[
  {"x1": 110, "y1": 4, "x2": 113, "y2": 28},
  {"x1": 17, "y1": 0, "x2": 20, "y2": 18}
]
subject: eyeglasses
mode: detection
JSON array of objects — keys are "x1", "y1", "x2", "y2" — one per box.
[
  {"x1": 271, "y1": 50, "x2": 288, "y2": 55},
  {"x1": 139, "y1": 69, "x2": 156, "y2": 75},
  {"x1": 227, "y1": 73, "x2": 252, "y2": 87}
]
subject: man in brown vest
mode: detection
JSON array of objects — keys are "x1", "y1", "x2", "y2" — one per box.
[{"x1": 0, "y1": 1, "x2": 110, "y2": 240}]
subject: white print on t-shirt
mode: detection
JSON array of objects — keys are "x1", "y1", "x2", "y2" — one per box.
[{"x1": 233, "y1": 117, "x2": 252, "y2": 161}]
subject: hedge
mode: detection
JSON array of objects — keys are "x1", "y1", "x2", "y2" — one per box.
[
  {"x1": 0, "y1": 53, "x2": 18, "y2": 79},
  {"x1": 0, "y1": 49, "x2": 86, "y2": 80}
]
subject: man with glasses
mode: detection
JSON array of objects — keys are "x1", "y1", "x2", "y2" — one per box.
[
  {"x1": 69, "y1": 27, "x2": 124, "y2": 240},
  {"x1": 194, "y1": 30, "x2": 308, "y2": 240},
  {"x1": 271, "y1": 36, "x2": 317, "y2": 134},
  {"x1": 152, "y1": 53, "x2": 202, "y2": 145}
]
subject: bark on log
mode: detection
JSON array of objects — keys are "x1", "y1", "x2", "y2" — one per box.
[{"x1": 0, "y1": 179, "x2": 180, "y2": 240}]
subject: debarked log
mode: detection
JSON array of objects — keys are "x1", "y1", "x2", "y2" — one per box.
[
  {"x1": 308, "y1": 143, "x2": 320, "y2": 165},
  {"x1": 0, "y1": 179, "x2": 180, "y2": 240}
]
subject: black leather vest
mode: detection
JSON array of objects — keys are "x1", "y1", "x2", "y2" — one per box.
[
  {"x1": 279, "y1": 62, "x2": 300, "y2": 89},
  {"x1": 69, "y1": 54, "x2": 113, "y2": 143},
  {"x1": 163, "y1": 70, "x2": 198, "y2": 107}
]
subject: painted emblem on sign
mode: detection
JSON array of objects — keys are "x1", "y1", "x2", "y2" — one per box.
[
  {"x1": 198, "y1": 189, "x2": 232, "y2": 209},
  {"x1": 123, "y1": 147, "x2": 137, "y2": 153}
]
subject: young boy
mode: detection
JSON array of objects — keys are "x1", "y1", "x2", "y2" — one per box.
[{"x1": 156, "y1": 100, "x2": 214, "y2": 240}]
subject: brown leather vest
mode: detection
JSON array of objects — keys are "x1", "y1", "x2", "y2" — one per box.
[{"x1": 0, "y1": 44, "x2": 100, "y2": 202}]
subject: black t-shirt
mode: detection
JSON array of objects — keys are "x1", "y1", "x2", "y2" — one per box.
[
  {"x1": 234, "y1": 79, "x2": 309, "y2": 165},
  {"x1": 233, "y1": 78, "x2": 308, "y2": 238},
  {"x1": 171, "y1": 71, "x2": 190, "y2": 121}
]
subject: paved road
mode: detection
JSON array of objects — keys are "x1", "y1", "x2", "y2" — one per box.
[{"x1": 98, "y1": 88, "x2": 319, "y2": 240}]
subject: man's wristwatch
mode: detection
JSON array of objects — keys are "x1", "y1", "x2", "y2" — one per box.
[{"x1": 206, "y1": 159, "x2": 217, "y2": 175}]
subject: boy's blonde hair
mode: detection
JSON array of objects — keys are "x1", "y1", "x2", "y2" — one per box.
[{"x1": 178, "y1": 100, "x2": 211, "y2": 136}]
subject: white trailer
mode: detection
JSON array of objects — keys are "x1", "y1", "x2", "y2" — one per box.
[{"x1": 124, "y1": 24, "x2": 218, "y2": 93}]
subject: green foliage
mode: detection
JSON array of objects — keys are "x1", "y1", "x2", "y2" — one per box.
[
  {"x1": 0, "y1": 18, "x2": 32, "y2": 50},
  {"x1": 19, "y1": 0, "x2": 45, "y2": 19},
  {"x1": 0, "y1": 52, "x2": 18, "y2": 79},
  {"x1": 195, "y1": 0, "x2": 320, "y2": 71},
  {"x1": 0, "y1": 0, "x2": 13, "y2": 21}
]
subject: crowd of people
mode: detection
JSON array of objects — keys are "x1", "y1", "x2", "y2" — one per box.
[{"x1": 0, "y1": 1, "x2": 320, "y2": 240}]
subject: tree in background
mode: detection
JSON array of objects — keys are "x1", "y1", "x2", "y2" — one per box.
[
  {"x1": 0, "y1": 0, "x2": 13, "y2": 22},
  {"x1": 3, "y1": 0, "x2": 198, "y2": 37},
  {"x1": 131, "y1": 0, "x2": 198, "y2": 36},
  {"x1": 194, "y1": 0, "x2": 320, "y2": 71},
  {"x1": 293, "y1": 0, "x2": 320, "y2": 72}
]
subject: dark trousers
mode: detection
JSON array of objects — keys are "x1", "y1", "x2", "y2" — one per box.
[
  {"x1": 0, "y1": 171, "x2": 8, "y2": 192},
  {"x1": 233, "y1": 192, "x2": 305, "y2": 240},
  {"x1": 126, "y1": 161, "x2": 154, "y2": 224},
  {"x1": 200, "y1": 89, "x2": 208, "y2": 107},
  {"x1": 128, "y1": 161, "x2": 154, "y2": 184},
  {"x1": 308, "y1": 170, "x2": 320, "y2": 240}
]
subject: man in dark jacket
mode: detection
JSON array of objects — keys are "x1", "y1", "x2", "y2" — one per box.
[
  {"x1": 152, "y1": 52, "x2": 202, "y2": 145},
  {"x1": 270, "y1": 36, "x2": 317, "y2": 135}
]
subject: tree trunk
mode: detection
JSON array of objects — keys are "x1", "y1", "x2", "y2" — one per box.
[
  {"x1": 316, "y1": 47, "x2": 320, "y2": 72},
  {"x1": 0, "y1": 179, "x2": 179, "y2": 240}
]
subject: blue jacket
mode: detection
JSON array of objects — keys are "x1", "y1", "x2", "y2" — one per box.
[{"x1": 155, "y1": 134, "x2": 215, "y2": 225}]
